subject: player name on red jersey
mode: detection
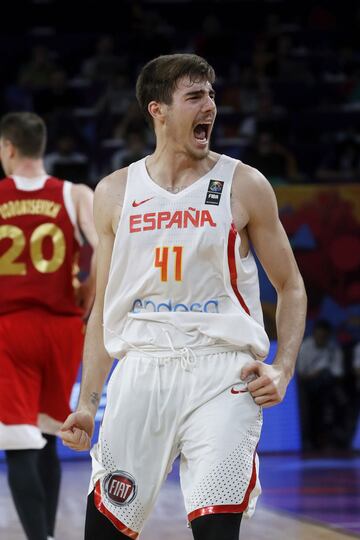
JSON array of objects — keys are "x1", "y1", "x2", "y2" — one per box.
[
  {"x1": 0, "y1": 199, "x2": 61, "y2": 220},
  {"x1": 129, "y1": 208, "x2": 217, "y2": 232}
]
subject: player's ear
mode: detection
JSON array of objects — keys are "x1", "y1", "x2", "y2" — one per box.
[
  {"x1": 9, "y1": 141, "x2": 17, "y2": 158},
  {"x1": 148, "y1": 101, "x2": 166, "y2": 125},
  {"x1": 2, "y1": 139, "x2": 16, "y2": 158}
]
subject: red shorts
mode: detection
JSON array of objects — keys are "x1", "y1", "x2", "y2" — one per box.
[{"x1": 0, "y1": 309, "x2": 84, "y2": 448}]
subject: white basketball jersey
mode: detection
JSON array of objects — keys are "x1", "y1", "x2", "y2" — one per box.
[{"x1": 103, "y1": 154, "x2": 269, "y2": 359}]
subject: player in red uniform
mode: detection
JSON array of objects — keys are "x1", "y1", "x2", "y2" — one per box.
[{"x1": 0, "y1": 112, "x2": 97, "y2": 540}]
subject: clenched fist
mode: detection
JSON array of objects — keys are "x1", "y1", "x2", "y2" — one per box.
[{"x1": 60, "y1": 410, "x2": 95, "y2": 451}]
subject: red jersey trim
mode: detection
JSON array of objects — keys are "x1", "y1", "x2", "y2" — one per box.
[
  {"x1": 227, "y1": 223, "x2": 251, "y2": 315},
  {"x1": 187, "y1": 449, "x2": 258, "y2": 522},
  {"x1": 94, "y1": 480, "x2": 139, "y2": 539}
]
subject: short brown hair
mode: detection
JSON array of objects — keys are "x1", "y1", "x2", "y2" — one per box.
[
  {"x1": 0, "y1": 112, "x2": 46, "y2": 158},
  {"x1": 136, "y1": 53, "x2": 215, "y2": 126}
]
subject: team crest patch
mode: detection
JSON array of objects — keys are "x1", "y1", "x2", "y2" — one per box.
[
  {"x1": 205, "y1": 179, "x2": 224, "y2": 205},
  {"x1": 104, "y1": 470, "x2": 137, "y2": 506}
]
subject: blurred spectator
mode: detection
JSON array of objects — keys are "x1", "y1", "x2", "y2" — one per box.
[
  {"x1": 95, "y1": 72, "x2": 133, "y2": 138},
  {"x1": 112, "y1": 101, "x2": 150, "y2": 141},
  {"x1": 44, "y1": 135, "x2": 89, "y2": 184},
  {"x1": 192, "y1": 14, "x2": 223, "y2": 59},
  {"x1": 33, "y1": 69, "x2": 78, "y2": 118},
  {"x1": 346, "y1": 341, "x2": 360, "y2": 447},
  {"x1": 346, "y1": 67, "x2": 360, "y2": 105},
  {"x1": 18, "y1": 45, "x2": 58, "y2": 91},
  {"x1": 307, "y1": 4, "x2": 337, "y2": 31},
  {"x1": 111, "y1": 131, "x2": 150, "y2": 172},
  {"x1": 243, "y1": 131, "x2": 300, "y2": 184},
  {"x1": 252, "y1": 36, "x2": 275, "y2": 79},
  {"x1": 81, "y1": 35, "x2": 124, "y2": 85},
  {"x1": 4, "y1": 75, "x2": 33, "y2": 112},
  {"x1": 316, "y1": 136, "x2": 360, "y2": 182},
  {"x1": 273, "y1": 34, "x2": 314, "y2": 84},
  {"x1": 239, "y1": 91, "x2": 287, "y2": 140},
  {"x1": 129, "y1": 1, "x2": 174, "y2": 55},
  {"x1": 296, "y1": 320, "x2": 345, "y2": 452},
  {"x1": 237, "y1": 67, "x2": 263, "y2": 114},
  {"x1": 353, "y1": 342, "x2": 360, "y2": 383},
  {"x1": 95, "y1": 72, "x2": 132, "y2": 116},
  {"x1": 220, "y1": 83, "x2": 243, "y2": 113}
]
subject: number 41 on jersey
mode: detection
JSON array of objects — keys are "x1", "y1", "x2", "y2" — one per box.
[{"x1": 154, "y1": 246, "x2": 183, "y2": 282}]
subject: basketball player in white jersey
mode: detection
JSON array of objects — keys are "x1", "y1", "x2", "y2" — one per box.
[{"x1": 61, "y1": 54, "x2": 307, "y2": 540}]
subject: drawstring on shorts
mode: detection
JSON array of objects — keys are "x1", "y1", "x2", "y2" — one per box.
[
  {"x1": 104, "y1": 325, "x2": 198, "y2": 371},
  {"x1": 162, "y1": 329, "x2": 197, "y2": 371}
]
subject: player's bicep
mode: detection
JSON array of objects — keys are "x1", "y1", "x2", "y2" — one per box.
[
  {"x1": 247, "y1": 178, "x2": 300, "y2": 292},
  {"x1": 92, "y1": 183, "x2": 116, "y2": 310},
  {"x1": 251, "y1": 218, "x2": 299, "y2": 291},
  {"x1": 91, "y1": 169, "x2": 126, "y2": 312}
]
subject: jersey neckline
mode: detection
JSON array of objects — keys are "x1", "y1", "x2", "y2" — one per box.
[
  {"x1": 11, "y1": 174, "x2": 50, "y2": 191},
  {"x1": 141, "y1": 154, "x2": 225, "y2": 198}
]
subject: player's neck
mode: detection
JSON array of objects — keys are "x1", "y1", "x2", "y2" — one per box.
[
  {"x1": 11, "y1": 158, "x2": 47, "y2": 179},
  {"x1": 146, "y1": 148, "x2": 218, "y2": 189}
]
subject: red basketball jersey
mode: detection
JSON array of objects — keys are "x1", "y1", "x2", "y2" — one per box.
[{"x1": 0, "y1": 176, "x2": 82, "y2": 316}]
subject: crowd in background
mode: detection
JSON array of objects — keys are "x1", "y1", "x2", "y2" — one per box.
[{"x1": 1, "y1": 1, "x2": 360, "y2": 186}]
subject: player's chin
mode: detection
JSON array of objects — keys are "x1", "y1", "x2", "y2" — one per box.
[{"x1": 189, "y1": 141, "x2": 210, "y2": 160}]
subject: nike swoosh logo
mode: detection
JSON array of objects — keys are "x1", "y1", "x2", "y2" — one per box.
[
  {"x1": 132, "y1": 197, "x2": 154, "y2": 207},
  {"x1": 230, "y1": 386, "x2": 247, "y2": 395}
]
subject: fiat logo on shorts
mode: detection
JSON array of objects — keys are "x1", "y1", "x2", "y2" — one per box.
[{"x1": 104, "y1": 470, "x2": 137, "y2": 506}]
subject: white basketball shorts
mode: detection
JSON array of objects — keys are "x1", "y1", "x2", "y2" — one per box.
[{"x1": 89, "y1": 347, "x2": 263, "y2": 538}]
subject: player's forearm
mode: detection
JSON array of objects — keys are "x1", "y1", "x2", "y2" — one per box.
[
  {"x1": 273, "y1": 275, "x2": 307, "y2": 380},
  {"x1": 77, "y1": 308, "x2": 113, "y2": 417}
]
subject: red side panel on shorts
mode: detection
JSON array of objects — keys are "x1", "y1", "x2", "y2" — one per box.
[
  {"x1": 227, "y1": 223, "x2": 250, "y2": 315},
  {"x1": 94, "y1": 480, "x2": 139, "y2": 539},
  {"x1": 187, "y1": 450, "x2": 257, "y2": 522}
]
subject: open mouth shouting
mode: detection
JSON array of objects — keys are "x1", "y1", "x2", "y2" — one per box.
[{"x1": 193, "y1": 122, "x2": 212, "y2": 147}]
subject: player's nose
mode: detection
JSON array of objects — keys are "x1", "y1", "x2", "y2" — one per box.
[{"x1": 202, "y1": 93, "x2": 216, "y2": 114}]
